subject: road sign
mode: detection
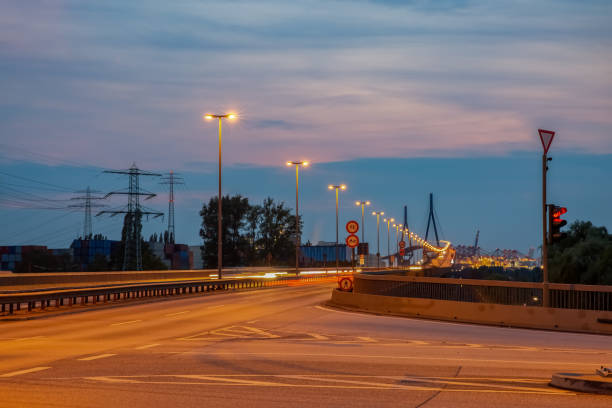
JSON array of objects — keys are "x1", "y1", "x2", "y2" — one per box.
[
  {"x1": 346, "y1": 220, "x2": 359, "y2": 234},
  {"x1": 538, "y1": 129, "x2": 555, "y2": 154},
  {"x1": 399, "y1": 240, "x2": 406, "y2": 249},
  {"x1": 346, "y1": 234, "x2": 359, "y2": 248},
  {"x1": 399, "y1": 248, "x2": 405, "y2": 256},
  {"x1": 338, "y1": 277, "x2": 353, "y2": 291}
]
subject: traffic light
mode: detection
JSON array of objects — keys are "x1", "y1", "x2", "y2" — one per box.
[{"x1": 548, "y1": 204, "x2": 567, "y2": 243}]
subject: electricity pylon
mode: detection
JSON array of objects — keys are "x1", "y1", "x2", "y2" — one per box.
[
  {"x1": 97, "y1": 164, "x2": 163, "y2": 270},
  {"x1": 68, "y1": 186, "x2": 106, "y2": 239},
  {"x1": 160, "y1": 171, "x2": 184, "y2": 244}
]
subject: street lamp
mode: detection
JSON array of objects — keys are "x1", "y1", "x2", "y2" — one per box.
[
  {"x1": 371, "y1": 211, "x2": 384, "y2": 268},
  {"x1": 383, "y1": 217, "x2": 394, "y2": 265},
  {"x1": 287, "y1": 161, "x2": 309, "y2": 274},
  {"x1": 328, "y1": 184, "x2": 347, "y2": 272},
  {"x1": 393, "y1": 224, "x2": 403, "y2": 267},
  {"x1": 204, "y1": 112, "x2": 237, "y2": 279},
  {"x1": 355, "y1": 201, "x2": 371, "y2": 244}
]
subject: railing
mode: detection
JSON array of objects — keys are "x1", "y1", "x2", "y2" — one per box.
[
  {"x1": 0, "y1": 273, "x2": 347, "y2": 316},
  {"x1": 353, "y1": 274, "x2": 612, "y2": 311}
]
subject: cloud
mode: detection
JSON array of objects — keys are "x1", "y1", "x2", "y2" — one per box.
[{"x1": 0, "y1": 0, "x2": 610, "y2": 168}]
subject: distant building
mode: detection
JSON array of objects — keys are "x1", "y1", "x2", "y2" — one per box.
[
  {"x1": 189, "y1": 246, "x2": 203, "y2": 269},
  {"x1": 300, "y1": 241, "x2": 352, "y2": 264},
  {"x1": 71, "y1": 239, "x2": 120, "y2": 271}
]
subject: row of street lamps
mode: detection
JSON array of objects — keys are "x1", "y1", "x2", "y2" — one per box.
[{"x1": 204, "y1": 112, "x2": 405, "y2": 277}]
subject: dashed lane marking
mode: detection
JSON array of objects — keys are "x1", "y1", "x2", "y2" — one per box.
[
  {"x1": 77, "y1": 353, "x2": 116, "y2": 361},
  {"x1": 0, "y1": 366, "x2": 51, "y2": 378},
  {"x1": 110, "y1": 320, "x2": 142, "y2": 326},
  {"x1": 308, "y1": 333, "x2": 329, "y2": 340},
  {"x1": 135, "y1": 343, "x2": 160, "y2": 350},
  {"x1": 357, "y1": 336, "x2": 377, "y2": 342},
  {"x1": 165, "y1": 311, "x2": 190, "y2": 317}
]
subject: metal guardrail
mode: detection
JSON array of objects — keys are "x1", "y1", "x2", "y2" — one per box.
[
  {"x1": 0, "y1": 273, "x2": 348, "y2": 316},
  {"x1": 354, "y1": 275, "x2": 612, "y2": 311}
]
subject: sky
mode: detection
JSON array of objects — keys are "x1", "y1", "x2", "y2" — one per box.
[{"x1": 1, "y1": 0, "x2": 611, "y2": 254}]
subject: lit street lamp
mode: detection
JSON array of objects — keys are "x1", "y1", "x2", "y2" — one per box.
[
  {"x1": 371, "y1": 211, "x2": 384, "y2": 268},
  {"x1": 204, "y1": 113, "x2": 237, "y2": 279},
  {"x1": 383, "y1": 217, "x2": 394, "y2": 264},
  {"x1": 355, "y1": 200, "x2": 371, "y2": 267},
  {"x1": 328, "y1": 184, "x2": 347, "y2": 272},
  {"x1": 287, "y1": 161, "x2": 309, "y2": 274},
  {"x1": 354, "y1": 201, "x2": 371, "y2": 244}
]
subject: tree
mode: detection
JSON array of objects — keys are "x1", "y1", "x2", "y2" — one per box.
[
  {"x1": 256, "y1": 197, "x2": 301, "y2": 266},
  {"x1": 549, "y1": 221, "x2": 612, "y2": 285},
  {"x1": 199, "y1": 194, "x2": 251, "y2": 268}
]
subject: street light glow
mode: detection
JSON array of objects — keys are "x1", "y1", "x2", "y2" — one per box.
[
  {"x1": 341, "y1": 184, "x2": 347, "y2": 190},
  {"x1": 227, "y1": 114, "x2": 237, "y2": 120},
  {"x1": 204, "y1": 114, "x2": 214, "y2": 120}
]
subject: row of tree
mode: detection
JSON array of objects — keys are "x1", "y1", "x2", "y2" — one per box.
[{"x1": 199, "y1": 195, "x2": 300, "y2": 267}]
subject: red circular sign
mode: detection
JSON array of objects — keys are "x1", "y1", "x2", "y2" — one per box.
[
  {"x1": 338, "y1": 277, "x2": 353, "y2": 291},
  {"x1": 346, "y1": 234, "x2": 359, "y2": 248},
  {"x1": 399, "y1": 240, "x2": 406, "y2": 249},
  {"x1": 346, "y1": 220, "x2": 359, "y2": 234}
]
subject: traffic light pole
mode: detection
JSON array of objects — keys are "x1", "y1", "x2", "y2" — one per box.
[{"x1": 542, "y1": 153, "x2": 550, "y2": 307}]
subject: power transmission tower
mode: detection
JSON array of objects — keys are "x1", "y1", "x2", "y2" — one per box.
[
  {"x1": 424, "y1": 192, "x2": 440, "y2": 247},
  {"x1": 68, "y1": 186, "x2": 106, "y2": 239},
  {"x1": 97, "y1": 164, "x2": 163, "y2": 271},
  {"x1": 159, "y1": 171, "x2": 184, "y2": 244}
]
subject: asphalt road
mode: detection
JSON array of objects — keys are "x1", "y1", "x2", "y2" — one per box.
[{"x1": 0, "y1": 282, "x2": 611, "y2": 407}]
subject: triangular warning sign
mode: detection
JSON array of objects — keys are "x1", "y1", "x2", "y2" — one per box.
[{"x1": 538, "y1": 129, "x2": 555, "y2": 154}]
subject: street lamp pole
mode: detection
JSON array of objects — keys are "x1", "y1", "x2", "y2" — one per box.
[
  {"x1": 287, "y1": 161, "x2": 309, "y2": 275},
  {"x1": 372, "y1": 211, "x2": 384, "y2": 268},
  {"x1": 355, "y1": 201, "x2": 370, "y2": 244},
  {"x1": 204, "y1": 113, "x2": 236, "y2": 279},
  {"x1": 329, "y1": 184, "x2": 346, "y2": 272},
  {"x1": 384, "y1": 218, "x2": 394, "y2": 266}
]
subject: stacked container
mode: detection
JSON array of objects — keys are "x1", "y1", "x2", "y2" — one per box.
[{"x1": 0, "y1": 246, "x2": 47, "y2": 271}]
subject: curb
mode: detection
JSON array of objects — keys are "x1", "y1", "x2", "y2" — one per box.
[{"x1": 550, "y1": 373, "x2": 612, "y2": 395}]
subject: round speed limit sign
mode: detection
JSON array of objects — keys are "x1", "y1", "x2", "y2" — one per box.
[{"x1": 346, "y1": 220, "x2": 359, "y2": 234}]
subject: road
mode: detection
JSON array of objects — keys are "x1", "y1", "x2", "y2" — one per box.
[{"x1": 0, "y1": 282, "x2": 610, "y2": 407}]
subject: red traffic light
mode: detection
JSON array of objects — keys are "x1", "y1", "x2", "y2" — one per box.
[{"x1": 552, "y1": 207, "x2": 567, "y2": 218}]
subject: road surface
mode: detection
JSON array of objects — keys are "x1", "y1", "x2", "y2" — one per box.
[{"x1": 1, "y1": 282, "x2": 611, "y2": 407}]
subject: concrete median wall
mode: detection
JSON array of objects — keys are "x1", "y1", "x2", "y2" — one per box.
[{"x1": 330, "y1": 289, "x2": 612, "y2": 335}]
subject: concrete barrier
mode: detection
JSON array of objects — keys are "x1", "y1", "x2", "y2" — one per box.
[{"x1": 329, "y1": 289, "x2": 612, "y2": 335}]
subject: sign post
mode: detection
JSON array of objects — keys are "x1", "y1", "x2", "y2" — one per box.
[
  {"x1": 539, "y1": 128, "x2": 555, "y2": 307},
  {"x1": 346, "y1": 221, "x2": 360, "y2": 273}
]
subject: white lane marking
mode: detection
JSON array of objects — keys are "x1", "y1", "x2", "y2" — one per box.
[
  {"x1": 308, "y1": 333, "x2": 329, "y2": 340},
  {"x1": 246, "y1": 320, "x2": 258, "y2": 324},
  {"x1": 165, "y1": 311, "x2": 190, "y2": 317},
  {"x1": 77, "y1": 353, "x2": 116, "y2": 361},
  {"x1": 200, "y1": 352, "x2": 598, "y2": 367},
  {"x1": 135, "y1": 343, "x2": 160, "y2": 350},
  {"x1": 14, "y1": 336, "x2": 46, "y2": 341},
  {"x1": 110, "y1": 320, "x2": 142, "y2": 326},
  {"x1": 357, "y1": 336, "x2": 377, "y2": 342},
  {"x1": 0, "y1": 366, "x2": 51, "y2": 377},
  {"x1": 410, "y1": 340, "x2": 429, "y2": 345}
]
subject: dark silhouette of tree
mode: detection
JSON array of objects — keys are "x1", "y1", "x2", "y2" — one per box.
[{"x1": 549, "y1": 220, "x2": 612, "y2": 284}]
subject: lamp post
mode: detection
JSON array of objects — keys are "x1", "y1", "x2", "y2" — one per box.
[
  {"x1": 328, "y1": 184, "x2": 346, "y2": 272},
  {"x1": 354, "y1": 201, "x2": 371, "y2": 244},
  {"x1": 204, "y1": 113, "x2": 237, "y2": 279},
  {"x1": 393, "y1": 224, "x2": 402, "y2": 259},
  {"x1": 383, "y1": 217, "x2": 394, "y2": 266},
  {"x1": 371, "y1": 211, "x2": 384, "y2": 268},
  {"x1": 287, "y1": 161, "x2": 309, "y2": 275}
]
